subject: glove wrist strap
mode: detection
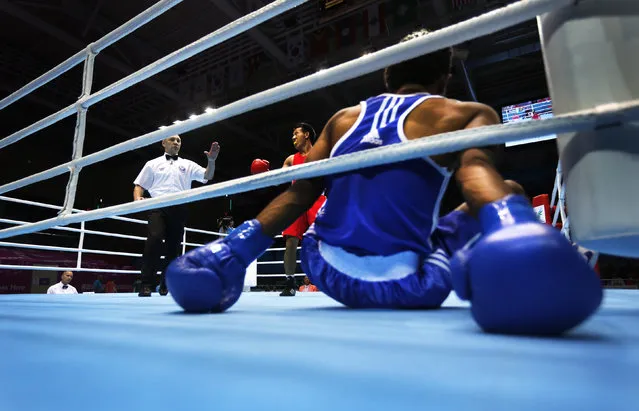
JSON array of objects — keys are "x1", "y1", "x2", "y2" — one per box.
[
  {"x1": 224, "y1": 219, "x2": 273, "y2": 266},
  {"x1": 479, "y1": 195, "x2": 538, "y2": 233}
]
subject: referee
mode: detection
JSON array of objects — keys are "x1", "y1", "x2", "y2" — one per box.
[
  {"x1": 133, "y1": 134, "x2": 219, "y2": 297},
  {"x1": 47, "y1": 271, "x2": 78, "y2": 294}
]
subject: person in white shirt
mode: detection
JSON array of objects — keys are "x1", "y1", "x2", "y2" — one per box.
[
  {"x1": 133, "y1": 134, "x2": 219, "y2": 297},
  {"x1": 47, "y1": 271, "x2": 78, "y2": 295}
]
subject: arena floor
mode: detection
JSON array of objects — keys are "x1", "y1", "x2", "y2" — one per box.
[{"x1": 1, "y1": 290, "x2": 637, "y2": 411}]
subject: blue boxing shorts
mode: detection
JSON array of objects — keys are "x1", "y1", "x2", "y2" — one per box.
[{"x1": 301, "y1": 210, "x2": 481, "y2": 309}]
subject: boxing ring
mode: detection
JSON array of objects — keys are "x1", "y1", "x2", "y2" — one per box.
[{"x1": 0, "y1": 0, "x2": 638, "y2": 409}]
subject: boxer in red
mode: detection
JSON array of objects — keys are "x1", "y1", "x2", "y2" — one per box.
[{"x1": 280, "y1": 122, "x2": 326, "y2": 296}]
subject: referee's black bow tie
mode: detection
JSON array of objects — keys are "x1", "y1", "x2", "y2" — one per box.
[
  {"x1": 165, "y1": 154, "x2": 178, "y2": 161},
  {"x1": 62, "y1": 285, "x2": 68, "y2": 289}
]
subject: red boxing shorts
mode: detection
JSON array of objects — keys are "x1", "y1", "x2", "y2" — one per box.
[{"x1": 282, "y1": 195, "x2": 326, "y2": 240}]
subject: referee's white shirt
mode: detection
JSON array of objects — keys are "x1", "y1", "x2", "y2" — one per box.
[
  {"x1": 47, "y1": 282, "x2": 78, "y2": 294},
  {"x1": 134, "y1": 154, "x2": 207, "y2": 198}
]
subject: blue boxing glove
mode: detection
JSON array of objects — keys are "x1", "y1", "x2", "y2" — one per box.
[
  {"x1": 166, "y1": 220, "x2": 273, "y2": 313},
  {"x1": 451, "y1": 195, "x2": 602, "y2": 335}
]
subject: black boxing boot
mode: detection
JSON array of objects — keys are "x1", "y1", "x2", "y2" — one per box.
[
  {"x1": 279, "y1": 275, "x2": 297, "y2": 297},
  {"x1": 158, "y1": 277, "x2": 169, "y2": 296}
]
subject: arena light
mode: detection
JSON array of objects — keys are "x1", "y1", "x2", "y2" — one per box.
[
  {"x1": 189, "y1": 114, "x2": 198, "y2": 120},
  {"x1": 205, "y1": 107, "x2": 216, "y2": 113},
  {"x1": 158, "y1": 125, "x2": 168, "y2": 130},
  {"x1": 321, "y1": 0, "x2": 345, "y2": 11}
]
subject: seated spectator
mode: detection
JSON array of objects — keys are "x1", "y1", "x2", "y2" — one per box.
[
  {"x1": 298, "y1": 276, "x2": 318, "y2": 293},
  {"x1": 105, "y1": 279, "x2": 117, "y2": 293},
  {"x1": 93, "y1": 275, "x2": 105, "y2": 293}
]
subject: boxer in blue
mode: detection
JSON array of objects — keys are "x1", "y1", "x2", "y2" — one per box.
[{"x1": 166, "y1": 30, "x2": 602, "y2": 335}]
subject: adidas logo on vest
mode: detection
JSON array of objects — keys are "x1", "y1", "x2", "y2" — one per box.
[{"x1": 360, "y1": 129, "x2": 383, "y2": 146}]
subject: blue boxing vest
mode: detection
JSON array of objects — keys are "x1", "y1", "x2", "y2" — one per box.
[{"x1": 313, "y1": 93, "x2": 452, "y2": 257}]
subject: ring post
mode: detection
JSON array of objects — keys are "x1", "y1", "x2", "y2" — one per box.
[
  {"x1": 60, "y1": 46, "x2": 97, "y2": 216},
  {"x1": 538, "y1": 0, "x2": 639, "y2": 257}
]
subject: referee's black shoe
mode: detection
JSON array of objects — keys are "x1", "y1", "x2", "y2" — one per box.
[{"x1": 138, "y1": 284, "x2": 152, "y2": 297}]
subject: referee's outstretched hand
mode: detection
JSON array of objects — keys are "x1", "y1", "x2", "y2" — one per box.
[{"x1": 205, "y1": 142, "x2": 220, "y2": 161}]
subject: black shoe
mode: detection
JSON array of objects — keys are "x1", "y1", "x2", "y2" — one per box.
[
  {"x1": 138, "y1": 285, "x2": 152, "y2": 297},
  {"x1": 279, "y1": 276, "x2": 297, "y2": 297},
  {"x1": 279, "y1": 287, "x2": 296, "y2": 297},
  {"x1": 159, "y1": 287, "x2": 168, "y2": 296}
]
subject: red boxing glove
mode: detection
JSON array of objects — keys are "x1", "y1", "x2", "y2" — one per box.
[{"x1": 250, "y1": 159, "x2": 270, "y2": 174}]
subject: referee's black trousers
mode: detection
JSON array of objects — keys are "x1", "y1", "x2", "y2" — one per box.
[{"x1": 140, "y1": 205, "x2": 187, "y2": 288}]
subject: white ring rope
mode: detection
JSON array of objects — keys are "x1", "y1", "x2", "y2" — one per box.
[
  {"x1": 0, "y1": 195, "x2": 298, "y2": 277},
  {"x1": 0, "y1": 0, "x2": 309, "y2": 151},
  {"x1": 1, "y1": 98, "x2": 637, "y2": 241},
  {"x1": 0, "y1": 195, "x2": 284, "y2": 238},
  {"x1": 0, "y1": 218, "x2": 146, "y2": 241},
  {"x1": 0, "y1": 241, "x2": 143, "y2": 258},
  {"x1": 0, "y1": 195, "x2": 145, "y2": 225},
  {"x1": 0, "y1": 265, "x2": 142, "y2": 274},
  {"x1": 0, "y1": 0, "x2": 570, "y2": 197}
]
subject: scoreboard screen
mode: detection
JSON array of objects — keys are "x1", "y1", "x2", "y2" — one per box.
[{"x1": 501, "y1": 97, "x2": 555, "y2": 147}]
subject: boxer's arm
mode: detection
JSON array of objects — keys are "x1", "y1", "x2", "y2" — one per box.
[
  {"x1": 257, "y1": 116, "x2": 335, "y2": 237},
  {"x1": 454, "y1": 180, "x2": 527, "y2": 214},
  {"x1": 454, "y1": 104, "x2": 512, "y2": 216},
  {"x1": 282, "y1": 155, "x2": 294, "y2": 168},
  {"x1": 408, "y1": 100, "x2": 502, "y2": 169},
  {"x1": 462, "y1": 102, "x2": 500, "y2": 129}
]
